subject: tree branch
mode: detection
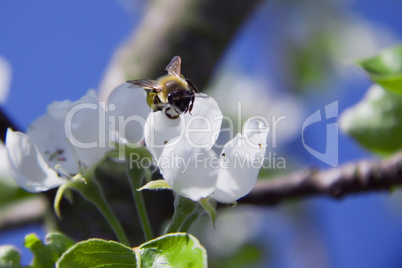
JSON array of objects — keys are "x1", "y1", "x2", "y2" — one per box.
[{"x1": 240, "y1": 153, "x2": 402, "y2": 205}]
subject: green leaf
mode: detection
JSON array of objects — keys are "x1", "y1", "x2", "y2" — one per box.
[
  {"x1": 25, "y1": 233, "x2": 75, "y2": 268},
  {"x1": 0, "y1": 246, "x2": 22, "y2": 268},
  {"x1": 56, "y1": 234, "x2": 207, "y2": 267},
  {"x1": 137, "y1": 233, "x2": 207, "y2": 268},
  {"x1": 56, "y1": 239, "x2": 137, "y2": 267},
  {"x1": 357, "y1": 46, "x2": 402, "y2": 93},
  {"x1": 138, "y1": 179, "x2": 171, "y2": 191},
  {"x1": 340, "y1": 84, "x2": 402, "y2": 155}
]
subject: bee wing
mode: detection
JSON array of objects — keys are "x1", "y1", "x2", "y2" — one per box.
[
  {"x1": 165, "y1": 56, "x2": 181, "y2": 77},
  {"x1": 126, "y1": 79, "x2": 162, "y2": 92}
]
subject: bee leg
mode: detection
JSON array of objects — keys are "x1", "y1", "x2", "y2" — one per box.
[
  {"x1": 188, "y1": 94, "x2": 195, "y2": 115},
  {"x1": 165, "y1": 107, "x2": 180, "y2": 119},
  {"x1": 153, "y1": 95, "x2": 164, "y2": 111},
  {"x1": 186, "y1": 79, "x2": 199, "y2": 93}
]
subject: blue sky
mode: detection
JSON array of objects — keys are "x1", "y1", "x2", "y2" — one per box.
[{"x1": 0, "y1": 1, "x2": 137, "y2": 129}]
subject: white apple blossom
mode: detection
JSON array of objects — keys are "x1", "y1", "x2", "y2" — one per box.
[
  {"x1": 144, "y1": 94, "x2": 269, "y2": 203},
  {"x1": 6, "y1": 129, "x2": 67, "y2": 192},
  {"x1": 5, "y1": 90, "x2": 111, "y2": 192}
]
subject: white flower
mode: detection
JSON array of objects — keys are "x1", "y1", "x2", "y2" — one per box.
[
  {"x1": 106, "y1": 82, "x2": 150, "y2": 145},
  {"x1": 5, "y1": 90, "x2": 110, "y2": 192},
  {"x1": 0, "y1": 141, "x2": 17, "y2": 187},
  {"x1": 6, "y1": 129, "x2": 67, "y2": 192},
  {"x1": 144, "y1": 94, "x2": 269, "y2": 203},
  {"x1": 100, "y1": 83, "x2": 269, "y2": 202},
  {"x1": 144, "y1": 93, "x2": 222, "y2": 160}
]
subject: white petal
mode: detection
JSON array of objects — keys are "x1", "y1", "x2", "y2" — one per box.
[
  {"x1": 242, "y1": 117, "x2": 270, "y2": 149},
  {"x1": 28, "y1": 90, "x2": 110, "y2": 173},
  {"x1": 5, "y1": 129, "x2": 66, "y2": 192},
  {"x1": 27, "y1": 113, "x2": 78, "y2": 175},
  {"x1": 211, "y1": 118, "x2": 269, "y2": 203},
  {"x1": 47, "y1": 99, "x2": 73, "y2": 121},
  {"x1": 47, "y1": 90, "x2": 98, "y2": 121},
  {"x1": 65, "y1": 90, "x2": 112, "y2": 168},
  {"x1": 181, "y1": 94, "x2": 223, "y2": 149},
  {"x1": 144, "y1": 94, "x2": 222, "y2": 160},
  {"x1": 158, "y1": 140, "x2": 218, "y2": 201},
  {"x1": 144, "y1": 111, "x2": 184, "y2": 160},
  {"x1": 107, "y1": 83, "x2": 150, "y2": 145},
  {"x1": 0, "y1": 141, "x2": 17, "y2": 187}
]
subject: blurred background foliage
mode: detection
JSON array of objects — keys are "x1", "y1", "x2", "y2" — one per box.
[{"x1": 1, "y1": 0, "x2": 402, "y2": 267}]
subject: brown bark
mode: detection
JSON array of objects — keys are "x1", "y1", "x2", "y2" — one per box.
[{"x1": 241, "y1": 153, "x2": 402, "y2": 205}]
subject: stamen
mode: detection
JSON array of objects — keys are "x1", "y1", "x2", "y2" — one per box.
[{"x1": 54, "y1": 164, "x2": 73, "y2": 179}]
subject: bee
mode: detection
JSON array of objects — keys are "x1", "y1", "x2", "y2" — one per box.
[{"x1": 127, "y1": 56, "x2": 198, "y2": 119}]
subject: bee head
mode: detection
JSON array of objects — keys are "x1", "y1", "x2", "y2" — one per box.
[{"x1": 167, "y1": 90, "x2": 195, "y2": 114}]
